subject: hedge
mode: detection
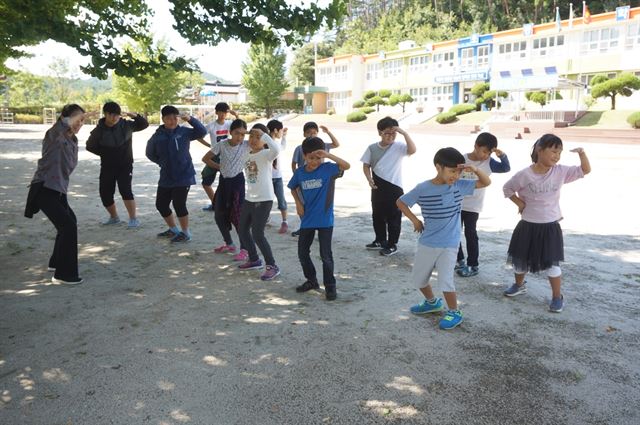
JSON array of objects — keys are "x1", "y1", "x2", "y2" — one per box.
[
  {"x1": 346, "y1": 110, "x2": 367, "y2": 122},
  {"x1": 435, "y1": 111, "x2": 457, "y2": 124},
  {"x1": 359, "y1": 106, "x2": 375, "y2": 114},
  {"x1": 15, "y1": 113, "x2": 43, "y2": 124},
  {"x1": 448, "y1": 103, "x2": 476, "y2": 116},
  {"x1": 353, "y1": 100, "x2": 365, "y2": 108},
  {"x1": 627, "y1": 111, "x2": 640, "y2": 129}
]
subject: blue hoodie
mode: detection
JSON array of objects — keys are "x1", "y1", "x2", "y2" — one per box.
[{"x1": 145, "y1": 117, "x2": 207, "y2": 187}]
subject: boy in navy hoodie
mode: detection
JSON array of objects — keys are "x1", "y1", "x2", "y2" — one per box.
[{"x1": 145, "y1": 105, "x2": 207, "y2": 242}]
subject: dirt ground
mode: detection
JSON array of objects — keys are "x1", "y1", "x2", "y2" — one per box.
[{"x1": 0, "y1": 122, "x2": 639, "y2": 425}]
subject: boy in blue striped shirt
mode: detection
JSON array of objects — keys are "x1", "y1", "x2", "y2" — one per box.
[{"x1": 396, "y1": 147, "x2": 491, "y2": 330}]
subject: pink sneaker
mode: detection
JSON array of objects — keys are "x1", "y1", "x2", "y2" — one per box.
[
  {"x1": 261, "y1": 265, "x2": 281, "y2": 281},
  {"x1": 278, "y1": 222, "x2": 288, "y2": 234},
  {"x1": 233, "y1": 249, "x2": 248, "y2": 262},
  {"x1": 214, "y1": 244, "x2": 236, "y2": 254}
]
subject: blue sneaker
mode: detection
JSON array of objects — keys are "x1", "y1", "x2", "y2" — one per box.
[
  {"x1": 127, "y1": 218, "x2": 140, "y2": 228},
  {"x1": 202, "y1": 204, "x2": 214, "y2": 212},
  {"x1": 102, "y1": 216, "x2": 121, "y2": 225},
  {"x1": 454, "y1": 260, "x2": 466, "y2": 272},
  {"x1": 503, "y1": 282, "x2": 527, "y2": 297},
  {"x1": 439, "y1": 310, "x2": 463, "y2": 330},
  {"x1": 410, "y1": 298, "x2": 444, "y2": 315},
  {"x1": 549, "y1": 295, "x2": 564, "y2": 313},
  {"x1": 170, "y1": 231, "x2": 191, "y2": 243},
  {"x1": 456, "y1": 265, "x2": 479, "y2": 277}
]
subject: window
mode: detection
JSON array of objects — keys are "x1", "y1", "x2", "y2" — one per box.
[
  {"x1": 433, "y1": 51, "x2": 454, "y2": 68},
  {"x1": 334, "y1": 64, "x2": 348, "y2": 80},
  {"x1": 477, "y1": 45, "x2": 490, "y2": 67},
  {"x1": 327, "y1": 91, "x2": 349, "y2": 110},
  {"x1": 409, "y1": 55, "x2": 429, "y2": 74},
  {"x1": 366, "y1": 63, "x2": 382, "y2": 80},
  {"x1": 625, "y1": 22, "x2": 640, "y2": 50},
  {"x1": 409, "y1": 87, "x2": 429, "y2": 104},
  {"x1": 383, "y1": 59, "x2": 403, "y2": 78},
  {"x1": 317, "y1": 66, "x2": 332, "y2": 83},
  {"x1": 431, "y1": 85, "x2": 453, "y2": 102},
  {"x1": 460, "y1": 48, "x2": 474, "y2": 69},
  {"x1": 498, "y1": 41, "x2": 526, "y2": 60},
  {"x1": 581, "y1": 27, "x2": 621, "y2": 54},
  {"x1": 533, "y1": 35, "x2": 564, "y2": 57}
]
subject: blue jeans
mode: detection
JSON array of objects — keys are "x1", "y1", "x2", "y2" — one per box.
[
  {"x1": 272, "y1": 178, "x2": 287, "y2": 211},
  {"x1": 297, "y1": 227, "x2": 335, "y2": 288}
]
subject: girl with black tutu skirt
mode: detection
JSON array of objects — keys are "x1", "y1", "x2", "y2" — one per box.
[{"x1": 502, "y1": 134, "x2": 591, "y2": 312}]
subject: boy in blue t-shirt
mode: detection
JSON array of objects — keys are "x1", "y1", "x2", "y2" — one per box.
[
  {"x1": 287, "y1": 137, "x2": 350, "y2": 300},
  {"x1": 396, "y1": 147, "x2": 491, "y2": 330}
]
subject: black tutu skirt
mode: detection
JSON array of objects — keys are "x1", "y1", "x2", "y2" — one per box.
[{"x1": 507, "y1": 220, "x2": 564, "y2": 274}]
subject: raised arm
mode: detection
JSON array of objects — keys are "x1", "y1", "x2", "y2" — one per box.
[
  {"x1": 319, "y1": 150, "x2": 350, "y2": 171},
  {"x1": 396, "y1": 127, "x2": 416, "y2": 156},
  {"x1": 128, "y1": 112, "x2": 149, "y2": 132},
  {"x1": 570, "y1": 148, "x2": 591, "y2": 175},
  {"x1": 320, "y1": 125, "x2": 340, "y2": 148},
  {"x1": 489, "y1": 149, "x2": 511, "y2": 173},
  {"x1": 459, "y1": 164, "x2": 491, "y2": 189}
]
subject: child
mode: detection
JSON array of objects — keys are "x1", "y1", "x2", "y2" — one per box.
[
  {"x1": 210, "y1": 119, "x2": 251, "y2": 260},
  {"x1": 237, "y1": 124, "x2": 281, "y2": 280},
  {"x1": 26, "y1": 104, "x2": 91, "y2": 285},
  {"x1": 266, "y1": 119, "x2": 289, "y2": 234},
  {"x1": 145, "y1": 105, "x2": 207, "y2": 243},
  {"x1": 287, "y1": 137, "x2": 350, "y2": 301},
  {"x1": 455, "y1": 132, "x2": 510, "y2": 277},
  {"x1": 86, "y1": 101, "x2": 148, "y2": 228},
  {"x1": 198, "y1": 102, "x2": 238, "y2": 211},
  {"x1": 502, "y1": 134, "x2": 590, "y2": 313},
  {"x1": 397, "y1": 147, "x2": 490, "y2": 330},
  {"x1": 361, "y1": 117, "x2": 416, "y2": 256},
  {"x1": 290, "y1": 122, "x2": 340, "y2": 237}
]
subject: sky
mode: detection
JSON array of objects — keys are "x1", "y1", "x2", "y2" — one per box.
[{"x1": 5, "y1": 0, "x2": 252, "y2": 82}]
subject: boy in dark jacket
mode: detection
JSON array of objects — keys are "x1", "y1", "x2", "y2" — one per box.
[
  {"x1": 86, "y1": 101, "x2": 148, "y2": 227},
  {"x1": 145, "y1": 105, "x2": 207, "y2": 242}
]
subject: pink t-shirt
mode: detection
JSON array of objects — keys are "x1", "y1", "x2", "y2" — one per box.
[{"x1": 503, "y1": 164, "x2": 584, "y2": 223}]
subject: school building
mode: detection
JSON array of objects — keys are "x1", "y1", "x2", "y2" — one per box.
[{"x1": 311, "y1": 5, "x2": 640, "y2": 118}]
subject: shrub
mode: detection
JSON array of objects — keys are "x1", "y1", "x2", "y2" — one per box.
[
  {"x1": 352, "y1": 100, "x2": 365, "y2": 108},
  {"x1": 146, "y1": 113, "x2": 160, "y2": 125},
  {"x1": 240, "y1": 113, "x2": 258, "y2": 123},
  {"x1": 327, "y1": 107, "x2": 336, "y2": 115},
  {"x1": 435, "y1": 111, "x2": 457, "y2": 124},
  {"x1": 363, "y1": 90, "x2": 376, "y2": 100},
  {"x1": 627, "y1": 112, "x2": 640, "y2": 129},
  {"x1": 346, "y1": 110, "x2": 367, "y2": 122},
  {"x1": 359, "y1": 106, "x2": 375, "y2": 114},
  {"x1": 14, "y1": 113, "x2": 42, "y2": 124},
  {"x1": 378, "y1": 89, "x2": 392, "y2": 98},
  {"x1": 449, "y1": 103, "x2": 476, "y2": 116}
]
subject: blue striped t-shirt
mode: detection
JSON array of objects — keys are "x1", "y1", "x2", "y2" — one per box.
[{"x1": 400, "y1": 179, "x2": 476, "y2": 248}]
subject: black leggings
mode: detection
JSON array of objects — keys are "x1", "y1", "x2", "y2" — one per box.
[
  {"x1": 99, "y1": 165, "x2": 134, "y2": 207},
  {"x1": 36, "y1": 187, "x2": 79, "y2": 280},
  {"x1": 156, "y1": 186, "x2": 190, "y2": 218}
]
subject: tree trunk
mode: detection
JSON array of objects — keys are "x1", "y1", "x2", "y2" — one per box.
[{"x1": 611, "y1": 94, "x2": 616, "y2": 110}]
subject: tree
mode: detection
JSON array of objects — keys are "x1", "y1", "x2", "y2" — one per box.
[
  {"x1": 526, "y1": 91, "x2": 547, "y2": 106},
  {"x1": 388, "y1": 93, "x2": 414, "y2": 112},
  {"x1": 289, "y1": 42, "x2": 335, "y2": 86},
  {"x1": 1, "y1": 0, "x2": 346, "y2": 80},
  {"x1": 378, "y1": 89, "x2": 392, "y2": 98},
  {"x1": 113, "y1": 41, "x2": 197, "y2": 114},
  {"x1": 366, "y1": 95, "x2": 386, "y2": 112},
  {"x1": 48, "y1": 57, "x2": 78, "y2": 105},
  {"x1": 242, "y1": 43, "x2": 288, "y2": 118},
  {"x1": 364, "y1": 90, "x2": 377, "y2": 100},
  {"x1": 590, "y1": 73, "x2": 640, "y2": 110},
  {"x1": 2, "y1": 71, "x2": 49, "y2": 107}
]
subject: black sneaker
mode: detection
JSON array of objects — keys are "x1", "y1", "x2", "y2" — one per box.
[
  {"x1": 325, "y1": 285, "x2": 337, "y2": 301},
  {"x1": 296, "y1": 280, "x2": 320, "y2": 293},
  {"x1": 365, "y1": 241, "x2": 384, "y2": 250},
  {"x1": 380, "y1": 245, "x2": 398, "y2": 256},
  {"x1": 291, "y1": 229, "x2": 300, "y2": 237},
  {"x1": 157, "y1": 228, "x2": 177, "y2": 238}
]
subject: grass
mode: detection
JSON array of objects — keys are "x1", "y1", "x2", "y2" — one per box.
[{"x1": 573, "y1": 110, "x2": 637, "y2": 128}]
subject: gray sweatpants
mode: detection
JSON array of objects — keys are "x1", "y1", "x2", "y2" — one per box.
[{"x1": 238, "y1": 200, "x2": 275, "y2": 265}]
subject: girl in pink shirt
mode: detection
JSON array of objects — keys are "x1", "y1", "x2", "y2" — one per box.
[{"x1": 502, "y1": 134, "x2": 591, "y2": 313}]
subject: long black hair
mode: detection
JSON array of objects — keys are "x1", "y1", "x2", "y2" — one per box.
[{"x1": 60, "y1": 104, "x2": 85, "y2": 119}]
